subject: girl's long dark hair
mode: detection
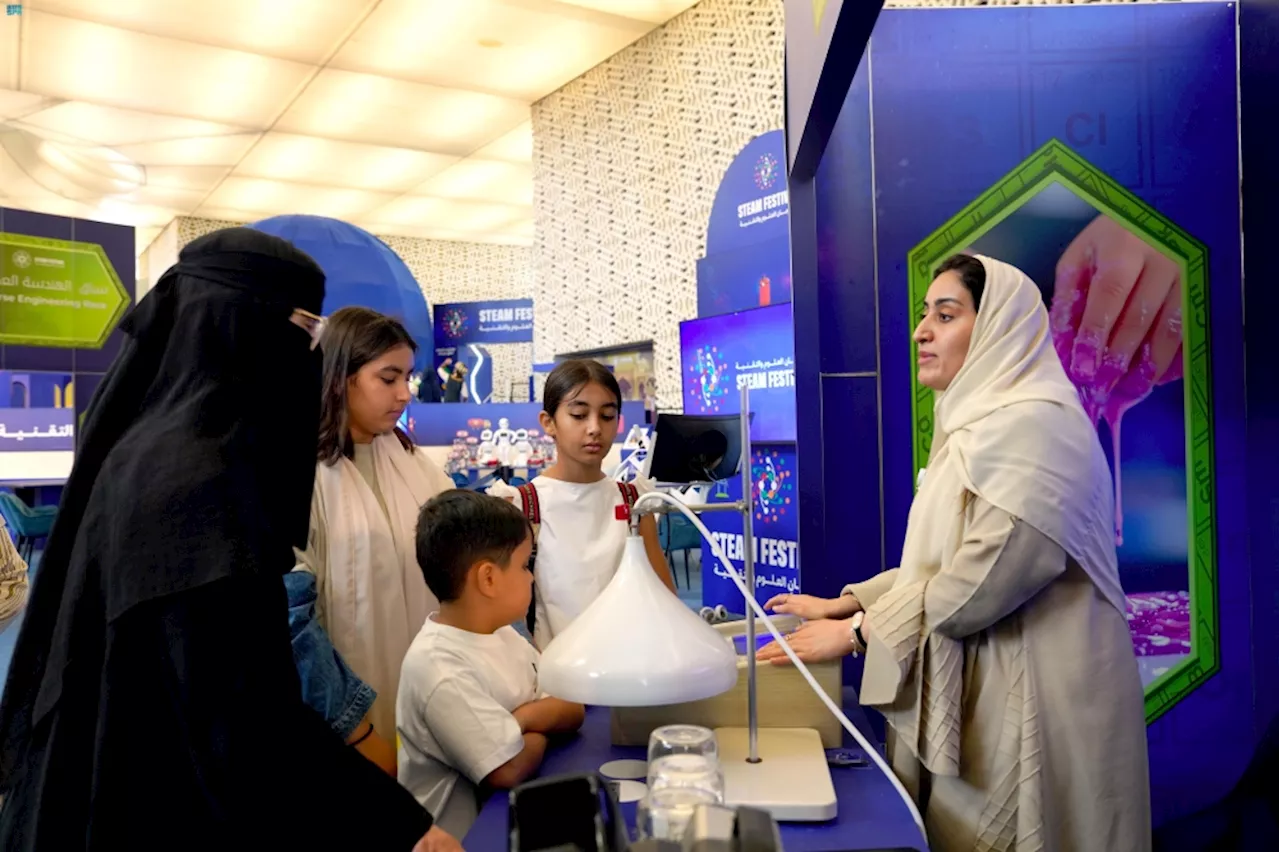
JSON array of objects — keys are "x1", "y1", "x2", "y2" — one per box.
[{"x1": 317, "y1": 306, "x2": 416, "y2": 465}]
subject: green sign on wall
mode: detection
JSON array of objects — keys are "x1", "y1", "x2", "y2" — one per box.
[{"x1": 0, "y1": 232, "x2": 129, "y2": 349}]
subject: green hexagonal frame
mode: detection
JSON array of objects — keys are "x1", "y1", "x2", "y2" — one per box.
[
  {"x1": 906, "y1": 138, "x2": 1216, "y2": 724},
  {"x1": 0, "y1": 232, "x2": 130, "y2": 350}
]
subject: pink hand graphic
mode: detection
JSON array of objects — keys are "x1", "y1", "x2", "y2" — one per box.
[{"x1": 1050, "y1": 215, "x2": 1186, "y2": 544}]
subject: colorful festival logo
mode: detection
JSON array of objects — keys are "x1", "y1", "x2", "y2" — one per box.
[
  {"x1": 752, "y1": 449, "x2": 793, "y2": 524},
  {"x1": 687, "y1": 344, "x2": 730, "y2": 413},
  {"x1": 753, "y1": 152, "x2": 779, "y2": 191},
  {"x1": 441, "y1": 308, "x2": 469, "y2": 339}
]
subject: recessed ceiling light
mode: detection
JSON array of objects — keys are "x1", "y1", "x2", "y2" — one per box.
[{"x1": 477, "y1": 38, "x2": 503, "y2": 48}]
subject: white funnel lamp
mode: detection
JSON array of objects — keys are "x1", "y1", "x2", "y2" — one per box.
[
  {"x1": 538, "y1": 536, "x2": 738, "y2": 706},
  {"x1": 537, "y1": 386, "x2": 844, "y2": 823}
]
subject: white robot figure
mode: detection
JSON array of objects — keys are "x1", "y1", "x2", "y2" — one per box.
[
  {"x1": 478, "y1": 417, "x2": 517, "y2": 467},
  {"x1": 511, "y1": 428, "x2": 534, "y2": 467}
]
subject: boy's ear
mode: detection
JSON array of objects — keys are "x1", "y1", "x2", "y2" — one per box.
[{"x1": 473, "y1": 559, "x2": 500, "y2": 598}]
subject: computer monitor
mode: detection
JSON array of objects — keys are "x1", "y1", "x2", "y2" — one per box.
[{"x1": 646, "y1": 412, "x2": 751, "y2": 485}]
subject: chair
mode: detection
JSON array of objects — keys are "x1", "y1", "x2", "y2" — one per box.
[
  {"x1": 658, "y1": 513, "x2": 701, "y2": 588},
  {"x1": 0, "y1": 491, "x2": 57, "y2": 563},
  {"x1": 450, "y1": 472, "x2": 471, "y2": 489}
]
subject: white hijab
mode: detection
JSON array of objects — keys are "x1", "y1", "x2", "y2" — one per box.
[
  {"x1": 861, "y1": 255, "x2": 1123, "y2": 775},
  {"x1": 313, "y1": 433, "x2": 453, "y2": 735}
]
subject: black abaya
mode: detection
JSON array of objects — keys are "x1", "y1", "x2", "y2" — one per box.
[{"x1": 0, "y1": 229, "x2": 434, "y2": 851}]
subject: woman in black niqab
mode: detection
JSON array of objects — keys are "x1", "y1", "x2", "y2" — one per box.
[{"x1": 0, "y1": 228, "x2": 455, "y2": 851}]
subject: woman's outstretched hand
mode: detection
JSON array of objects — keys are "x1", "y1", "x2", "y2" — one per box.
[
  {"x1": 763, "y1": 593, "x2": 861, "y2": 621},
  {"x1": 756, "y1": 618, "x2": 855, "y2": 666}
]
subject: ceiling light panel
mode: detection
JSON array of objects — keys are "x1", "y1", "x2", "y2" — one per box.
[
  {"x1": 117, "y1": 182, "x2": 212, "y2": 211},
  {"x1": 501, "y1": 219, "x2": 536, "y2": 239},
  {"x1": 21, "y1": 13, "x2": 313, "y2": 127},
  {"x1": 199, "y1": 176, "x2": 396, "y2": 220},
  {"x1": 89, "y1": 196, "x2": 184, "y2": 228},
  {"x1": 17, "y1": 101, "x2": 250, "y2": 147},
  {"x1": 30, "y1": 0, "x2": 372, "y2": 65},
  {"x1": 333, "y1": 0, "x2": 650, "y2": 101},
  {"x1": 233, "y1": 132, "x2": 458, "y2": 193},
  {"x1": 470, "y1": 122, "x2": 533, "y2": 164},
  {"x1": 0, "y1": 153, "x2": 55, "y2": 201},
  {"x1": 0, "y1": 89, "x2": 52, "y2": 122},
  {"x1": 362, "y1": 196, "x2": 527, "y2": 233},
  {"x1": 550, "y1": 0, "x2": 703, "y2": 25},
  {"x1": 0, "y1": 22, "x2": 17, "y2": 90},
  {"x1": 276, "y1": 69, "x2": 528, "y2": 155},
  {"x1": 358, "y1": 195, "x2": 451, "y2": 228},
  {"x1": 113, "y1": 133, "x2": 262, "y2": 167},
  {"x1": 131, "y1": 165, "x2": 233, "y2": 192},
  {"x1": 411, "y1": 158, "x2": 533, "y2": 206}
]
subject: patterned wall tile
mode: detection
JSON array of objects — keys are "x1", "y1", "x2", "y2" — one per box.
[
  {"x1": 531, "y1": 0, "x2": 785, "y2": 409},
  {"x1": 531, "y1": 0, "x2": 1155, "y2": 409}
]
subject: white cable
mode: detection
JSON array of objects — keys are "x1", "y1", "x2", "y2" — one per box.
[{"x1": 634, "y1": 490, "x2": 929, "y2": 843}]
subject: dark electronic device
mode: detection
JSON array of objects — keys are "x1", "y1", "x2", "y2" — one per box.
[
  {"x1": 648, "y1": 412, "x2": 752, "y2": 484},
  {"x1": 509, "y1": 772, "x2": 629, "y2": 852}
]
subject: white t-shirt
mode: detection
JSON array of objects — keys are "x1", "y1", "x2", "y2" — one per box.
[
  {"x1": 396, "y1": 616, "x2": 540, "y2": 838},
  {"x1": 526, "y1": 475, "x2": 648, "y2": 649}
]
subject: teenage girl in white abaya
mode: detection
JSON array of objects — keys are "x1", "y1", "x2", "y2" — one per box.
[
  {"x1": 758, "y1": 254, "x2": 1151, "y2": 851},
  {"x1": 287, "y1": 307, "x2": 454, "y2": 774}
]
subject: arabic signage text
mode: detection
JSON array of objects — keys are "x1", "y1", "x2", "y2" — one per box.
[
  {"x1": 0, "y1": 407, "x2": 75, "y2": 452},
  {"x1": 0, "y1": 232, "x2": 130, "y2": 349}
]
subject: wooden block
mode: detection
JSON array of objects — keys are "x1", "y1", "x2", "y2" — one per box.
[{"x1": 609, "y1": 618, "x2": 843, "y2": 748}]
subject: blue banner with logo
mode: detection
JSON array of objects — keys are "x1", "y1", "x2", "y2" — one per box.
[
  {"x1": 698, "y1": 130, "x2": 791, "y2": 316},
  {"x1": 698, "y1": 444, "x2": 800, "y2": 611},
  {"x1": 433, "y1": 299, "x2": 533, "y2": 354}
]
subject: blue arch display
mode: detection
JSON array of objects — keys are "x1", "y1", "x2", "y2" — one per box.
[
  {"x1": 698, "y1": 130, "x2": 792, "y2": 317},
  {"x1": 250, "y1": 215, "x2": 433, "y2": 373}
]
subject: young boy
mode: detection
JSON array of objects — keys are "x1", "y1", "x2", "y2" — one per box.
[{"x1": 396, "y1": 490, "x2": 585, "y2": 838}]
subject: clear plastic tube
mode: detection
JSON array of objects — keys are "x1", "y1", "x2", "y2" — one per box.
[{"x1": 633, "y1": 490, "x2": 929, "y2": 843}]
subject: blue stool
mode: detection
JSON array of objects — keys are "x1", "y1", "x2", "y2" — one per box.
[{"x1": 0, "y1": 491, "x2": 57, "y2": 563}]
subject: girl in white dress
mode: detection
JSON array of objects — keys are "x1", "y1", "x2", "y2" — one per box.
[
  {"x1": 287, "y1": 307, "x2": 455, "y2": 774},
  {"x1": 492, "y1": 360, "x2": 675, "y2": 649}
]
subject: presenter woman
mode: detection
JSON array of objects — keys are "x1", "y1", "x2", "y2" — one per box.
[
  {"x1": 0, "y1": 229, "x2": 458, "y2": 851},
  {"x1": 287, "y1": 307, "x2": 454, "y2": 772},
  {"x1": 758, "y1": 254, "x2": 1150, "y2": 851},
  {"x1": 491, "y1": 360, "x2": 675, "y2": 649}
]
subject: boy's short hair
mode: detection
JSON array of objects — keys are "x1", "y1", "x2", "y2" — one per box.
[{"x1": 416, "y1": 490, "x2": 531, "y2": 603}]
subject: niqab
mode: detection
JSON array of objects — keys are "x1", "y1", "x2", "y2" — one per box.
[{"x1": 0, "y1": 226, "x2": 323, "y2": 791}]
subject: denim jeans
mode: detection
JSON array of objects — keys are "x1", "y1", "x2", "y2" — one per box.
[{"x1": 284, "y1": 570, "x2": 375, "y2": 740}]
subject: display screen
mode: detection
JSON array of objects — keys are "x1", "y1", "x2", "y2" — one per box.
[{"x1": 679, "y1": 303, "x2": 796, "y2": 443}]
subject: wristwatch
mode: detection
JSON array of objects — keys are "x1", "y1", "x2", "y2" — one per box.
[{"x1": 849, "y1": 611, "x2": 866, "y2": 657}]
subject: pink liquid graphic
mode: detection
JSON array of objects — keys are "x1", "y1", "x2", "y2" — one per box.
[{"x1": 1050, "y1": 254, "x2": 1179, "y2": 546}]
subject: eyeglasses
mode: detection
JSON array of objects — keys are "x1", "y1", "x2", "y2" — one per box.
[{"x1": 289, "y1": 309, "x2": 327, "y2": 350}]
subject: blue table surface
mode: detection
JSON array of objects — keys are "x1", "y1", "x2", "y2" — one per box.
[{"x1": 463, "y1": 691, "x2": 927, "y2": 851}]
